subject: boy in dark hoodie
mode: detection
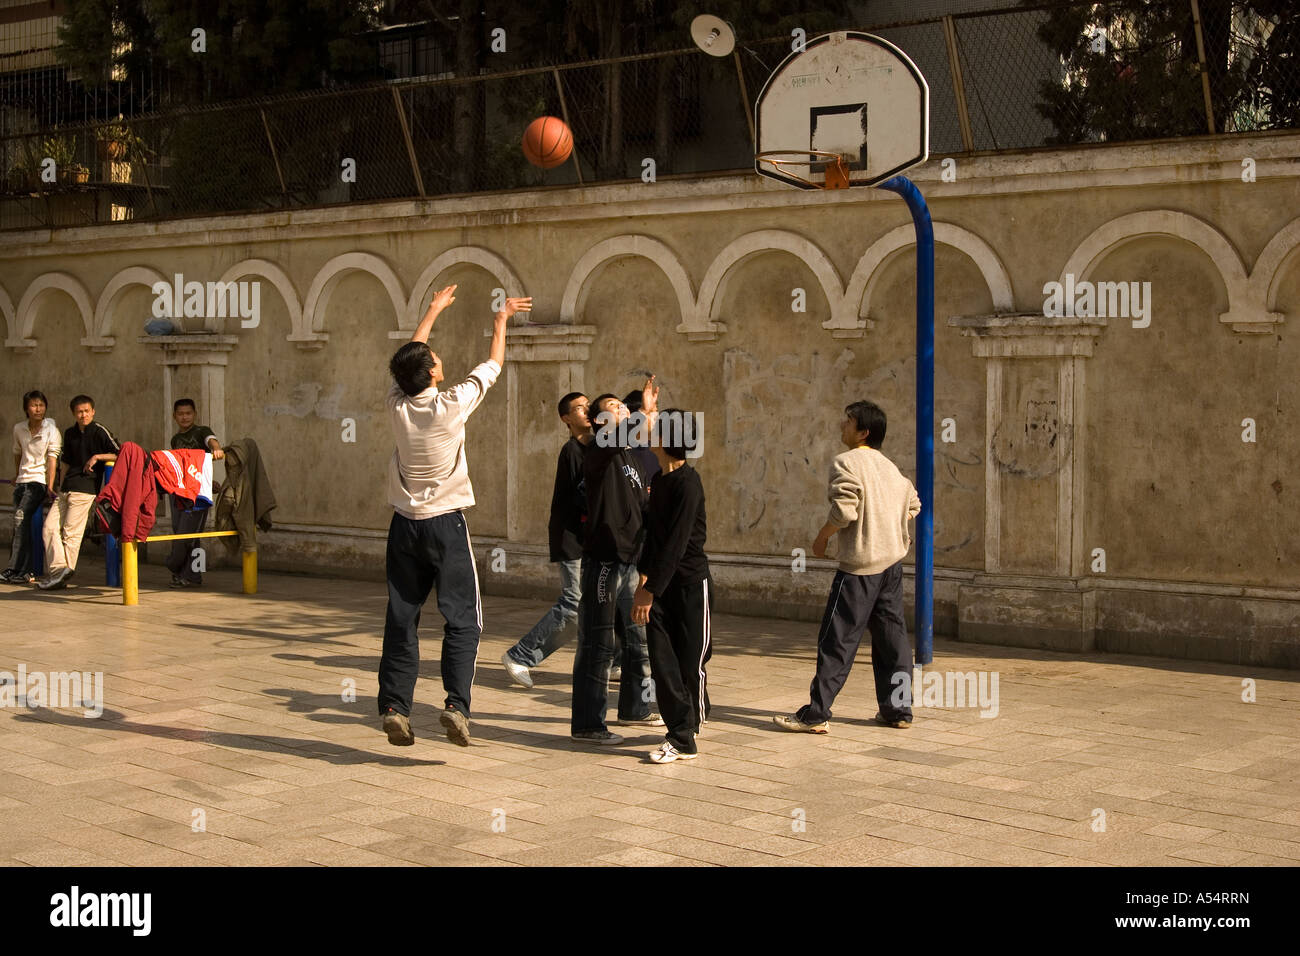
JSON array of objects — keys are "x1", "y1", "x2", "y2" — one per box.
[{"x1": 569, "y1": 379, "x2": 661, "y2": 744}]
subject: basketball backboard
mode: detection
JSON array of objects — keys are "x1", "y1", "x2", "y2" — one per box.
[{"x1": 755, "y1": 31, "x2": 929, "y2": 189}]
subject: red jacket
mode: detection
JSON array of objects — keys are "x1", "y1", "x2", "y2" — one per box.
[{"x1": 94, "y1": 441, "x2": 158, "y2": 541}]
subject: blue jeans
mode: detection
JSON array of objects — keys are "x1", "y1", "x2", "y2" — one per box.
[
  {"x1": 571, "y1": 557, "x2": 653, "y2": 733},
  {"x1": 7, "y1": 481, "x2": 47, "y2": 576},
  {"x1": 507, "y1": 558, "x2": 583, "y2": 667}
]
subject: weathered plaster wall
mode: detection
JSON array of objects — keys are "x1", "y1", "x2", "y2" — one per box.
[{"x1": 2, "y1": 131, "x2": 1298, "y2": 666}]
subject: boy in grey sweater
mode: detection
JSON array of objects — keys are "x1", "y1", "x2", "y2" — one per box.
[{"x1": 775, "y1": 400, "x2": 921, "y2": 734}]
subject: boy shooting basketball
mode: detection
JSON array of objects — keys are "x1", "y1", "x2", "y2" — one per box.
[{"x1": 379, "y1": 284, "x2": 531, "y2": 748}]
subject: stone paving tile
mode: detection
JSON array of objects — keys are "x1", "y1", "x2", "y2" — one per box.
[{"x1": 1, "y1": 568, "x2": 1297, "y2": 866}]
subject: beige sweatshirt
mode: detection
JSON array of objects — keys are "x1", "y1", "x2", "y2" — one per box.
[{"x1": 825, "y1": 445, "x2": 922, "y2": 575}]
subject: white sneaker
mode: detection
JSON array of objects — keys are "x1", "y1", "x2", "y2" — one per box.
[
  {"x1": 501, "y1": 652, "x2": 533, "y2": 689},
  {"x1": 616, "y1": 714, "x2": 665, "y2": 727},
  {"x1": 649, "y1": 741, "x2": 698, "y2": 763}
]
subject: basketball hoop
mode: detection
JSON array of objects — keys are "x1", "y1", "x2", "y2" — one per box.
[{"x1": 755, "y1": 149, "x2": 853, "y2": 190}]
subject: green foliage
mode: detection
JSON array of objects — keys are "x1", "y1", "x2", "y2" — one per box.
[{"x1": 1030, "y1": 0, "x2": 1295, "y2": 143}]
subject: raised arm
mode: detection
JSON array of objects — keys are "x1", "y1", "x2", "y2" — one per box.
[
  {"x1": 490, "y1": 296, "x2": 532, "y2": 367},
  {"x1": 410, "y1": 284, "x2": 458, "y2": 344}
]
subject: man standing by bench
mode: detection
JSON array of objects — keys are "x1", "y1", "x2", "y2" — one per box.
[
  {"x1": 167, "y1": 399, "x2": 224, "y2": 589},
  {"x1": 378, "y1": 284, "x2": 530, "y2": 749},
  {"x1": 38, "y1": 395, "x2": 120, "y2": 591}
]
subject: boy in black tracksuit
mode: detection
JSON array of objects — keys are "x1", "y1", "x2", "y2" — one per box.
[{"x1": 632, "y1": 408, "x2": 710, "y2": 763}]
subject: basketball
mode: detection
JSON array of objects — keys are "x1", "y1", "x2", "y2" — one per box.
[{"x1": 522, "y1": 116, "x2": 573, "y2": 169}]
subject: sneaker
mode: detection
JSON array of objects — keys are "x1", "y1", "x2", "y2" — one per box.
[
  {"x1": 874, "y1": 712, "x2": 912, "y2": 729},
  {"x1": 501, "y1": 652, "x2": 533, "y2": 689},
  {"x1": 439, "y1": 706, "x2": 471, "y2": 747},
  {"x1": 772, "y1": 713, "x2": 829, "y2": 734},
  {"x1": 649, "y1": 740, "x2": 698, "y2": 764},
  {"x1": 382, "y1": 708, "x2": 414, "y2": 746},
  {"x1": 0, "y1": 568, "x2": 19, "y2": 584},
  {"x1": 616, "y1": 714, "x2": 665, "y2": 727},
  {"x1": 169, "y1": 574, "x2": 185, "y2": 589},
  {"x1": 37, "y1": 567, "x2": 74, "y2": 591},
  {"x1": 570, "y1": 729, "x2": 624, "y2": 746}
]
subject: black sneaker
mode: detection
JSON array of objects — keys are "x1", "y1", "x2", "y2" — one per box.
[
  {"x1": 37, "y1": 567, "x2": 74, "y2": 591},
  {"x1": 382, "y1": 708, "x2": 414, "y2": 746},
  {"x1": 169, "y1": 574, "x2": 185, "y2": 589},
  {"x1": 439, "y1": 706, "x2": 471, "y2": 747},
  {"x1": 0, "y1": 568, "x2": 20, "y2": 584}
]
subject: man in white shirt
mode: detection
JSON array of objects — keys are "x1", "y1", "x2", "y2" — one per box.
[
  {"x1": 379, "y1": 284, "x2": 531, "y2": 749},
  {"x1": 3, "y1": 390, "x2": 61, "y2": 584},
  {"x1": 775, "y1": 400, "x2": 922, "y2": 734}
]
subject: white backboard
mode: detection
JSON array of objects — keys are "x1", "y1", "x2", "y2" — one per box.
[{"x1": 755, "y1": 31, "x2": 929, "y2": 189}]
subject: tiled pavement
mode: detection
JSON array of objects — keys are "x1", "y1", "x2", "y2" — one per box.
[{"x1": 1, "y1": 560, "x2": 1298, "y2": 867}]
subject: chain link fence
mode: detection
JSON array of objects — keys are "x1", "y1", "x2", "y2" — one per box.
[{"x1": 2, "y1": 0, "x2": 1295, "y2": 231}]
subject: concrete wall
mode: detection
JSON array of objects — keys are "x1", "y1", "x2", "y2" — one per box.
[{"x1": 3, "y1": 132, "x2": 1299, "y2": 667}]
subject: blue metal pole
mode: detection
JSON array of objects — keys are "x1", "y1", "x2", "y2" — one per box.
[
  {"x1": 103, "y1": 461, "x2": 120, "y2": 587},
  {"x1": 876, "y1": 175, "x2": 934, "y2": 665}
]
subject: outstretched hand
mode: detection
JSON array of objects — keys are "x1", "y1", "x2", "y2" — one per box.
[
  {"x1": 641, "y1": 374, "x2": 660, "y2": 415},
  {"x1": 428, "y1": 284, "x2": 457, "y2": 316},
  {"x1": 496, "y1": 296, "x2": 532, "y2": 322}
]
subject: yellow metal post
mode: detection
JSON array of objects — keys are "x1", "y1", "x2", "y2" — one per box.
[
  {"x1": 242, "y1": 550, "x2": 257, "y2": 594},
  {"x1": 122, "y1": 540, "x2": 138, "y2": 606}
]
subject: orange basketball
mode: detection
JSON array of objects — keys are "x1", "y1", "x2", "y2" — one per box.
[{"x1": 522, "y1": 116, "x2": 573, "y2": 169}]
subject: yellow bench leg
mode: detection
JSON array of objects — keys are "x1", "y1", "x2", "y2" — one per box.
[
  {"x1": 242, "y1": 550, "x2": 257, "y2": 595},
  {"x1": 122, "y1": 540, "x2": 138, "y2": 606}
]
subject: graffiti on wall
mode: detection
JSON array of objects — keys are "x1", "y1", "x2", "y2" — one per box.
[{"x1": 722, "y1": 347, "x2": 982, "y2": 556}]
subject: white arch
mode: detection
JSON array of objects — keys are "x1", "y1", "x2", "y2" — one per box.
[
  {"x1": 94, "y1": 265, "x2": 169, "y2": 344},
  {"x1": 560, "y1": 235, "x2": 695, "y2": 332},
  {"x1": 208, "y1": 258, "x2": 307, "y2": 343},
  {"x1": 15, "y1": 272, "x2": 96, "y2": 350},
  {"x1": 846, "y1": 221, "x2": 1015, "y2": 332},
  {"x1": 303, "y1": 252, "x2": 405, "y2": 345},
  {"x1": 695, "y1": 229, "x2": 844, "y2": 337},
  {"x1": 0, "y1": 283, "x2": 17, "y2": 350},
  {"x1": 1253, "y1": 217, "x2": 1300, "y2": 316},
  {"x1": 406, "y1": 246, "x2": 526, "y2": 332},
  {"x1": 1059, "y1": 210, "x2": 1258, "y2": 329}
]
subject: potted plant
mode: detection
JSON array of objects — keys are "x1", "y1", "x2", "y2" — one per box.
[
  {"x1": 8, "y1": 141, "x2": 43, "y2": 192},
  {"x1": 97, "y1": 121, "x2": 130, "y2": 161},
  {"x1": 42, "y1": 135, "x2": 77, "y2": 184}
]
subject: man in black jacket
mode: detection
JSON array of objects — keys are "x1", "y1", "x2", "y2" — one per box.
[
  {"x1": 502, "y1": 392, "x2": 592, "y2": 688},
  {"x1": 570, "y1": 380, "x2": 661, "y2": 744},
  {"x1": 38, "y1": 395, "x2": 120, "y2": 591}
]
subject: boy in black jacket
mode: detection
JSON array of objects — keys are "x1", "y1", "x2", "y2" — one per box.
[
  {"x1": 570, "y1": 381, "x2": 660, "y2": 745},
  {"x1": 501, "y1": 392, "x2": 592, "y2": 687},
  {"x1": 632, "y1": 408, "x2": 710, "y2": 763}
]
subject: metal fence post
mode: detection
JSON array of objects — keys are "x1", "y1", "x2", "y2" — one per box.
[
  {"x1": 259, "y1": 107, "x2": 290, "y2": 203},
  {"x1": 1190, "y1": 0, "x2": 1217, "y2": 134},
  {"x1": 391, "y1": 87, "x2": 427, "y2": 198},
  {"x1": 943, "y1": 16, "x2": 976, "y2": 152},
  {"x1": 552, "y1": 69, "x2": 584, "y2": 186}
]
